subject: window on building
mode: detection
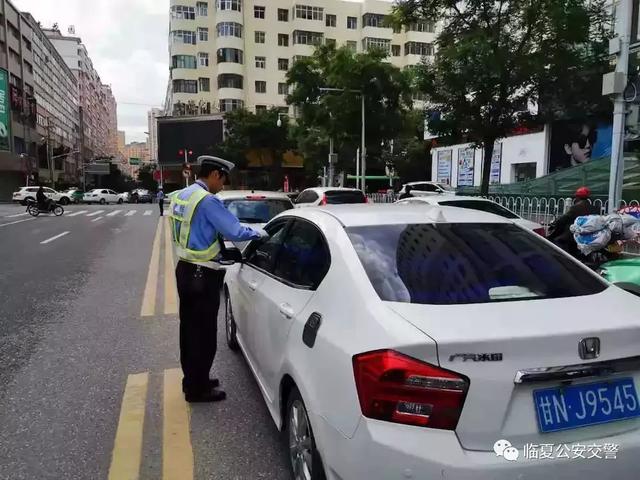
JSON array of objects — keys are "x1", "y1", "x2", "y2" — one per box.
[
  {"x1": 173, "y1": 79, "x2": 198, "y2": 93},
  {"x1": 404, "y1": 41, "x2": 434, "y2": 56},
  {"x1": 9, "y1": 48, "x2": 20, "y2": 64},
  {"x1": 278, "y1": 58, "x2": 289, "y2": 71},
  {"x1": 198, "y1": 27, "x2": 209, "y2": 42},
  {"x1": 326, "y1": 14, "x2": 336, "y2": 27},
  {"x1": 347, "y1": 16, "x2": 357, "y2": 29},
  {"x1": 196, "y1": 1, "x2": 208, "y2": 16},
  {"x1": 255, "y1": 81, "x2": 267, "y2": 93},
  {"x1": 393, "y1": 25, "x2": 402, "y2": 34},
  {"x1": 363, "y1": 38, "x2": 390, "y2": 53},
  {"x1": 217, "y1": 48, "x2": 243, "y2": 64},
  {"x1": 346, "y1": 41, "x2": 357, "y2": 52},
  {"x1": 278, "y1": 34, "x2": 289, "y2": 47},
  {"x1": 255, "y1": 31, "x2": 266, "y2": 43},
  {"x1": 22, "y1": 36, "x2": 32, "y2": 51},
  {"x1": 216, "y1": 0, "x2": 241, "y2": 12},
  {"x1": 198, "y1": 77, "x2": 210, "y2": 92},
  {"x1": 216, "y1": 22, "x2": 243, "y2": 38},
  {"x1": 173, "y1": 30, "x2": 197, "y2": 44},
  {"x1": 24, "y1": 83, "x2": 34, "y2": 95},
  {"x1": 325, "y1": 38, "x2": 336, "y2": 47},
  {"x1": 407, "y1": 21, "x2": 435, "y2": 33},
  {"x1": 255, "y1": 56, "x2": 266, "y2": 68},
  {"x1": 198, "y1": 52, "x2": 210, "y2": 66},
  {"x1": 217, "y1": 73, "x2": 243, "y2": 89},
  {"x1": 254, "y1": 6, "x2": 265, "y2": 19},
  {"x1": 295, "y1": 5, "x2": 324, "y2": 21},
  {"x1": 392, "y1": 44, "x2": 400, "y2": 56},
  {"x1": 171, "y1": 5, "x2": 196, "y2": 19},
  {"x1": 363, "y1": 14, "x2": 387, "y2": 28},
  {"x1": 256, "y1": 105, "x2": 267, "y2": 112},
  {"x1": 7, "y1": 22, "x2": 19, "y2": 40},
  {"x1": 292, "y1": 55, "x2": 309, "y2": 64},
  {"x1": 24, "y1": 61, "x2": 33, "y2": 74},
  {"x1": 278, "y1": 82, "x2": 288, "y2": 95},
  {"x1": 219, "y1": 99, "x2": 244, "y2": 112},
  {"x1": 278, "y1": 8, "x2": 289, "y2": 21},
  {"x1": 293, "y1": 30, "x2": 323, "y2": 46}
]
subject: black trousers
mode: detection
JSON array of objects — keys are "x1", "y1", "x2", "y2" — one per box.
[
  {"x1": 175, "y1": 261, "x2": 225, "y2": 395},
  {"x1": 159, "y1": 199, "x2": 164, "y2": 216}
]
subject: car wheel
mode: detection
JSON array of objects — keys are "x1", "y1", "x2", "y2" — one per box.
[
  {"x1": 60, "y1": 197, "x2": 69, "y2": 205},
  {"x1": 286, "y1": 387, "x2": 326, "y2": 480},
  {"x1": 100, "y1": 198, "x2": 106, "y2": 205},
  {"x1": 118, "y1": 198, "x2": 123, "y2": 204},
  {"x1": 224, "y1": 288, "x2": 240, "y2": 351}
]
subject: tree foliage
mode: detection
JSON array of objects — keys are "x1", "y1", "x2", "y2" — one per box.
[{"x1": 392, "y1": 0, "x2": 612, "y2": 195}]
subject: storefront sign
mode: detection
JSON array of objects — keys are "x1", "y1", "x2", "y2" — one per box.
[
  {"x1": 490, "y1": 142, "x2": 503, "y2": 184},
  {"x1": 457, "y1": 147, "x2": 475, "y2": 187},
  {"x1": 0, "y1": 69, "x2": 10, "y2": 151},
  {"x1": 436, "y1": 149, "x2": 452, "y2": 185}
]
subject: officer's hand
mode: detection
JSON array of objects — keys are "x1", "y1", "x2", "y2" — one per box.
[{"x1": 255, "y1": 227, "x2": 270, "y2": 239}]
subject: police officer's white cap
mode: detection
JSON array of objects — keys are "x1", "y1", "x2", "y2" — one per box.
[{"x1": 197, "y1": 156, "x2": 235, "y2": 175}]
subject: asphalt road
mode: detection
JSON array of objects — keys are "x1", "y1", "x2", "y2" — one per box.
[{"x1": 0, "y1": 203, "x2": 290, "y2": 480}]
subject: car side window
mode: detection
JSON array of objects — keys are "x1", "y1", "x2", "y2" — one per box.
[
  {"x1": 413, "y1": 183, "x2": 438, "y2": 192},
  {"x1": 296, "y1": 191, "x2": 318, "y2": 204},
  {"x1": 102, "y1": 190, "x2": 109, "y2": 194},
  {"x1": 272, "y1": 219, "x2": 330, "y2": 289},
  {"x1": 44, "y1": 188, "x2": 55, "y2": 194},
  {"x1": 245, "y1": 220, "x2": 290, "y2": 273}
]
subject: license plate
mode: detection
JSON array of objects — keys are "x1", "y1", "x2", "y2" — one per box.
[{"x1": 533, "y1": 377, "x2": 640, "y2": 433}]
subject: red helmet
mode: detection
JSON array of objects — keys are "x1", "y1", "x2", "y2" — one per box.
[{"x1": 575, "y1": 186, "x2": 591, "y2": 199}]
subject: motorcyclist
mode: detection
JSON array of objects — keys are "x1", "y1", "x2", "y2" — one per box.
[
  {"x1": 548, "y1": 186, "x2": 600, "y2": 256},
  {"x1": 36, "y1": 186, "x2": 51, "y2": 211}
]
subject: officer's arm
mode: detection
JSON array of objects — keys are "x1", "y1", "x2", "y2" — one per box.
[{"x1": 203, "y1": 196, "x2": 261, "y2": 241}]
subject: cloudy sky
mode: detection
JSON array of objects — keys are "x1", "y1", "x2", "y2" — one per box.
[{"x1": 14, "y1": 0, "x2": 168, "y2": 143}]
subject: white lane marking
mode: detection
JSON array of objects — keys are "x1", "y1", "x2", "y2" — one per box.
[
  {"x1": 0, "y1": 218, "x2": 35, "y2": 228},
  {"x1": 107, "y1": 210, "x2": 122, "y2": 217},
  {"x1": 67, "y1": 210, "x2": 88, "y2": 217},
  {"x1": 7, "y1": 212, "x2": 28, "y2": 218},
  {"x1": 87, "y1": 210, "x2": 104, "y2": 217},
  {"x1": 40, "y1": 231, "x2": 70, "y2": 245},
  {"x1": 125, "y1": 210, "x2": 137, "y2": 216},
  {"x1": 91, "y1": 216, "x2": 103, "y2": 223},
  {"x1": 143, "y1": 210, "x2": 152, "y2": 216}
]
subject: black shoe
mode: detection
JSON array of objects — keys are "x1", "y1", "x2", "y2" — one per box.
[
  {"x1": 182, "y1": 378, "x2": 220, "y2": 393},
  {"x1": 185, "y1": 388, "x2": 226, "y2": 403}
]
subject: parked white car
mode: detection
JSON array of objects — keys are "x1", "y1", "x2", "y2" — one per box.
[
  {"x1": 224, "y1": 203, "x2": 640, "y2": 480},
  {"x1": 12, "y1": 186, "x2": 70, "y2": 205},
  {"x1": 397, "y1": 194, "x2": 546, "y2": 235},
  {"x1": 398, "y1": 181, "x2": 455, "y2": 197},
  {"x1": 83, "y1": 189, "x2": 122, "y2": 204},
  {"x1": 293, "y1": 187, "x2": 368, "y2": 207}
]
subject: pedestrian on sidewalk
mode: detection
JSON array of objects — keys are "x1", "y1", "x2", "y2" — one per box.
[
  {"x1": 157, "y1": 188, "x2": 165, "y2": 216},
  {"x1": 169, "y1": 156, "x2": 268, "y2": 403}
]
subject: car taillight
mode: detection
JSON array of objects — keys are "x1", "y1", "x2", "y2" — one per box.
[
  {"x1": 533, "y1": 227, "x2": 546, "y2": 237},
  {"x1": 320, "y1": 195, "x2": 327, "y2": 205},
  {"x1": 353, "y1": 350, "x2": 468, "y2": 430},
  {"x1": 364, "y1": 196, "x2": 369, "y2": 203}
]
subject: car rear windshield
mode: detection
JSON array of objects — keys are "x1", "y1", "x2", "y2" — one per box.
[
  {"x1": 347, "y1": 223, "x2": 606, "y2": 305},
  {"x1": 439, "y1": 200, "x2": 519, "y2": 219},
  {"x1": 325, "y1": 190, "x2": 366, "y2": 204},
  {"x1": 224, "y1": 199, "x2": 292, "y2": 223}
]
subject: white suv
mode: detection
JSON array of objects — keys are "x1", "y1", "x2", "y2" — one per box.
[{"x1": 12, "y1": 186, "x2": 68, "y2": 205}]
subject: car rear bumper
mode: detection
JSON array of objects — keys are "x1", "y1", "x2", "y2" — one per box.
[{"x1": 314, "y1": 415, "x2": 640, "y2": 480}]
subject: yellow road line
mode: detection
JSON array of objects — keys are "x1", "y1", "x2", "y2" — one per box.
[
  {"x1": 108, "y1": 372, "x2": 149, "y2": 480},
  {"x1": 141, "y1": 220, "x2": 163, "y2": 316},
  {"x1": 163, "y1": 368, "x2": 194, "y2": 480},
  {"x1": 164, "y1": 219, "x2": 178, "y2": 315}
]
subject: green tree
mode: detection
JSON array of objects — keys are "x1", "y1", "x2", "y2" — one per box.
[
  {"x1": 137, "y1": 164, "x2": 157, "y2": 192},
  {"x1": 286, "y1": 44, "x2": 414, "y2": 189},
  {"x1": 392, "y1": 0, "x2": 612, "y2": 195}
]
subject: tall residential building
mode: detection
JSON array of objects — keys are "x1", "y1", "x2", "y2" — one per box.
[
  {"x1": 164, "y1": 0, "x2": 436, "y2": 116},
  {"x1": 44, "y1": 28, "x2": 118, "y2": 163},
  {"x1": 23, "y1": 13, "x2": 80, "y2": 185},
  {"x1": 0, "y1": 0, "x2": 40, "y2": 200},
  {"x1": 103, "y1": 84, "x2": 118, "y2": 159},
  {"x1": 117, "y1": 130, "x2": 125, "y2": 155},
  {"x1": 147, "y1": 107, "x2": 163, "y2": 161},
  {"x1": 122, "y1": 140, "x2": 150, "y2": 178}
]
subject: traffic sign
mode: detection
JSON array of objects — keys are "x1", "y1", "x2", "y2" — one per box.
[{"x1": 129, "y1": 158, "x2": 140, "y2": 165}]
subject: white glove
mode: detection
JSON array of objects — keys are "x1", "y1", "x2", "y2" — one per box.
[{"x1": 255, "y1": 227, "x2": 270, "y2": 239}]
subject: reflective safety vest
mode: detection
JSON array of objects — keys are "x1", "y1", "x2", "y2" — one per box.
[{"x1": 169, "y1": 187, "x2": 221, "y2": 262}]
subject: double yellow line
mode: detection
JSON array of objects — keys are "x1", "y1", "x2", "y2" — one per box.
[
  {"x1": 108, "y1": 369, "x2": 194, "y2": 480},
  {"x1": 141, "y1": 218, "x2": 178, "y2": 317}
]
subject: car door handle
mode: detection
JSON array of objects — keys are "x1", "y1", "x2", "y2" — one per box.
[
  {"x1": 279, "y1": 303, "x2": 294, "y2": 319},
  {"x1": 247, "y1": 280, "x2": 258, "y2": 291}
]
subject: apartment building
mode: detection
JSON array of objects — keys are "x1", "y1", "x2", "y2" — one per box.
[
  {"x1": 165, "y1": 0, "x2": 436, "y2": 116},
  {"x1": 147, "y1": 107, "x2": 163, "y2": 161},
  {"x1": 0, "y1": 0, "x2": 39, "y2": 199},
  {"x1": 103, "y1": 84, "x2": 118, "y2": 159}
]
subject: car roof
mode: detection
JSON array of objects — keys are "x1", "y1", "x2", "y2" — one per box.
[
  {"x1": 399, "y1": 194, "x2": 493, "y2": 203},
  {"x1": 303, "y1": 187, "x2": 364, "y2": 193},
  {"x1": 283, "y1": 203, "x2": 513, "y2": 227},
  {"x1": 216, "y1": 190, "x2": 292, "y2": 200}
]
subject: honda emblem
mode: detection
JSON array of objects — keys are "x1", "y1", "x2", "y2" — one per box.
[{"x1": 579, "y1": 337, "x2": 600, "y2": 360}]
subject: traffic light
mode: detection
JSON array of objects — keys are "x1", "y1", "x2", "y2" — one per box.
[{"x1": 178, "y1": 149, "x2": 194, "y2": 160}]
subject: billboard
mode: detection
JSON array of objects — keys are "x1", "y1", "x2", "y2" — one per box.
[
  {"x1": 157, "y1": 117, "x2": 224, "y2": 165},
  {"x1": 0, "y1": 69, "x2": 10, "y2": 151},
  {"x1": 490, "y1": 142, "x2": 502, "y2": 184},
  {"x1": 457, "y1": 147, "x2": 475, "y2": 187},
  {"x1": 436, "y1": 149, "x2": 452, "y2": 185},
  {"x1": 549, "y1": 121, "x2": 613, "y2": 172}
]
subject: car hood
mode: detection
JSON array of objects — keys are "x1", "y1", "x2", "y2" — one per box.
[{"x1": 514, "y1": 218, "x2": 543, "y2": 231}]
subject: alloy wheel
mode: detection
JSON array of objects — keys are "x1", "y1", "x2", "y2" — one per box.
[{"x1": 289, "y1": 399, "x2": 313, "y2": 480}]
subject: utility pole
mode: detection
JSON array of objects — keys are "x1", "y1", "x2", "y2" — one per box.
[
  {"x1": 361, "y1": 94, "x2": 367, "y2": 194},
  {"x1": 607, "y1": 0, "x2": 633, "y2": 213}
]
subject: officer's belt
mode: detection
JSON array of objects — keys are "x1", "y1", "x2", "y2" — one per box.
[{"x1": 180, "y1": 259, "x2": 225, "y2": 271}]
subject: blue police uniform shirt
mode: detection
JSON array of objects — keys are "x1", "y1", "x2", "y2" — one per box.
[
  {"x1": 157, "y1": 191, "x2": 165, "y2": 200},
  {"x1": 176, "y1": 180, "x2": 260, "y2": 252}
]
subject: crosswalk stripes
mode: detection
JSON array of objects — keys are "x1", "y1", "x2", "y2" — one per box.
[
  {"x1": 67, "y1": 210, "x2": 88, "y2": 217},
  {"x1": 7, "y1": 212, "x2": 28, "y2": 218},
  {"x1": 143, "y1": 210, "x2": 152, "y2": 216},
  {"x1": 87, "y1": 210, "x2": 104, "y2": 217},
  {"x1": 125, "y1": 210, "x2": 137, "y2": 216},
  {"x1": 107, "y1": 210, "x2": 122, "y2": 217}
]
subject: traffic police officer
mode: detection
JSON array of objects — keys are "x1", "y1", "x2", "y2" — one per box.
[{"x1": 169, "y1": 156, "x2": 266, "y2": 402}]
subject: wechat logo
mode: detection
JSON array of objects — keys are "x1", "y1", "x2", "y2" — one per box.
[{"x1": 494, "y1": 439, "x2": 520, "y2": 462}]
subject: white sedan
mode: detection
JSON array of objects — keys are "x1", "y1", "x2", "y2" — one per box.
[
  {"x1": 397, "y1": 194, "x2": 546, "y2": 235},
  {"x1": 83, "y1": 189, "x2": 122, "y2": 204},
  {"x1": 293, "y1": 187, "x2": 368, "y2": 207},
  {"x1": 224, "y1": 203, "x2": 640, "y2": 480}
]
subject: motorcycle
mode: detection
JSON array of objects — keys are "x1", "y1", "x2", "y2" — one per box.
[{"x1": 26, "y1": 199, "x2": 64, "y2": 217}]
